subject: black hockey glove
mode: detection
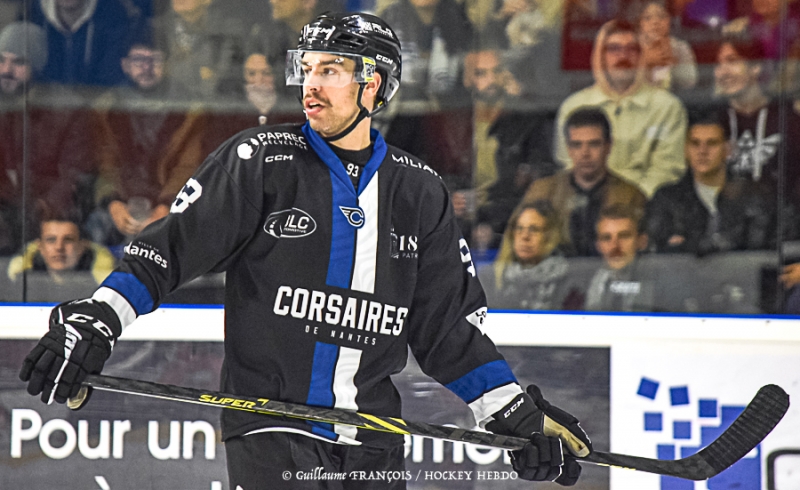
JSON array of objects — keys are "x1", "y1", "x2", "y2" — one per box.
[
  {"x1": 19, "y1": 299, "x2": 121, "y2": 404},
  {"x1": 486, "y1": 385, "x2": 592, "y2": 486}
]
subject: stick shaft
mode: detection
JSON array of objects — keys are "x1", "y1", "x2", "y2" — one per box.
[{"x1": 74, "y1": 375, "x2": 788, "y2": 480}]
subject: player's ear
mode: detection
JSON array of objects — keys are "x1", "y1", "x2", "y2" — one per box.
[{"x1": 364, "y1": 71, "x2": 382, "y2": 111}]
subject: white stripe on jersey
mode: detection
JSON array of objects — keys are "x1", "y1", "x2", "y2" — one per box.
[
  {"x1": 333, "y1": 346, "x2": 363, "y2": 440},
  {"x1": 351, "y1": 172, "x2": 379, "y2": 294},
  {"x1": 469, "y1": 383, "x2": 524, "y2": 427},
  {"x1": 92, "y1": 287, "x2": 137, "y2": 330}
]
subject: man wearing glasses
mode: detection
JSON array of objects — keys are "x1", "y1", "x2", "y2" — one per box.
[{"x1": 553, "y1": 19, "x2": 688, "y2": 198}]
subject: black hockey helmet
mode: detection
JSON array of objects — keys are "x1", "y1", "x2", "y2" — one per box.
[{"x1": 287, "y1": 12, "x2": 402, "y2": 113}]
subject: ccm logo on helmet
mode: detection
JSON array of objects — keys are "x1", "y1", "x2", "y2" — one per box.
[{"x1": 376, "y1": 54, "x2": 394, "y2": 65}]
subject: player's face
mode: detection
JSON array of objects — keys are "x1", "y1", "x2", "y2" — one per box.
[
  {"x1": 715, "y1": 43, "x2": 759, "y2": 98},
  {"x1": 686, "y1": 124, "x2": 729, "y2": 177},
  {"x1": 0, "y1": 51, "x2": 32, "y2": 95},
  {"x1": 301, "y1": 52, "x2": 362, "y2": 138},
  {"x1": 566, "y1": 125, "x2": 610, "y2": 181},
  {"x1": 122, "y1": 47, "x2": 165, "y2": 90},
  {"x1": 513, "y1": 209, "x2": 549, "y2": 265},
  {"x1": 603, "y1": 32, "x2": 640, "y2": 89},
  {"x1": 595, "y1": 218, "x2": 643, "y2": 270},
  {"x1": 38, "y1": 221, "x2": 86, "y2": 272}
]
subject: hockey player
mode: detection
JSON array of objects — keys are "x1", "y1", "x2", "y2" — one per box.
[{"x1": 19, "y1": 12, "x2": 592, "y2": 488}]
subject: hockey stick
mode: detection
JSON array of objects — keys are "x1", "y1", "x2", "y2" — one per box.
[{"x1": 69, "y1": 375, "x2": 788, "y2": 480}]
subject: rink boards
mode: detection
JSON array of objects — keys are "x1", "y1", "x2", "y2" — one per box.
[{"x1": 1, "y1": 305, "x2": 798, "y2": 490}]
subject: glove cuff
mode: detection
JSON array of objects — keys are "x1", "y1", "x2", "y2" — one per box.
[
  {"x1": 50, "y1": 299, "x2": 122, "y2": 346},
  {"x1": 486, "y1": 392, "x2": 544, "y2": 438}
]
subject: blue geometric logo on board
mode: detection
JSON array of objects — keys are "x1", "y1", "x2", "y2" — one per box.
[{"x1": 636, "y1": 377, "x2": 760, "y2": 490}]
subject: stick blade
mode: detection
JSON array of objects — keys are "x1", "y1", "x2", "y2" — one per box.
[
  {"x1": 698, "y1": 384, "x2": 789, "y2": 475},
  {"x1": 585, "y1": 384, "x2": 789, "y2": 480}
]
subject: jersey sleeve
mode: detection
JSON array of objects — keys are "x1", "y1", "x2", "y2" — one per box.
[
  {"x1": 406, "y1": 181, "x2": 523, "y2": 426},
  {"x1": 91, "y1": 136, "x2": 266, "y2": 329}
]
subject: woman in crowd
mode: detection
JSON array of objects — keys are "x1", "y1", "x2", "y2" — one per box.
[
  {"x1": 479, "y1": 200, "x2": 573, "y2": 310},
  {"x1": 637, "y1": 0, "x2": 697, "y2": 91}
]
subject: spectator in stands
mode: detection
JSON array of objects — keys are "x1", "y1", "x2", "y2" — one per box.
[
  {"x1": 381, "y1": 22, "x2": 476, "y2": 182},
  {"x1": 464, "y1": 46, "x2": 559, "y2": 235},
  {"x1": 714, "y1": 35, "x2": 800, "y2": 236},
  {"x1": 86, "y1": 29, "x2": 206, "y2": 250},
  {"x1": 240, "y1": 52, "x2": 277, "y2": 122},
  {"x1": 0, "y1": 22, "x2": 47, "y2": 96},
  {"x1": 116, "y1": 26, "x2": 176, "y2": 97},
  {"x1": 478, "y1": 200, "x2": 572, "y2": 310},
  {"x1": 0, "y1": 20, "x2": 94, "y2": 256},
  {"x1": 204, "y1": 48, "x2": 304, "y2": 153},
  {"x1": 487, "y1": 0, "x2": 563, "y2": 50},
  {"x1": 521, "y1": 107, "x2": 646, "y2": 256},
  {"x1": 6, "y1": 207, "x2": 114, "y2": 301},
  {"x1": 0, "y1": 22, "x2": 47, "y2": 254},
  {"x1": 25, "y1": 0, "x2": 136, "y2": 86},
  {"x1": 723, "y1": 0, "x2": 800, "y2": 66},
  {"x1": 240, "y1": 0, "x2": 335, "y2": 77},
  {"x1": 584, "y1": 204, "x2": 657, "y2": 311},
  {"x1": 380, "y1": 0, "x2": 473, "y2": 101},
  {"x1": 498, "y1": 0, "x2": 571, "y2": 100},
  {"x1": 636, "y1": 0, "x2": 697, "y2": 91},
  {"x1": 645, "y1": 112, "x2": 774, "y2": 255},
  {"x1": 553, "y1": 19, "x2": 687, "y2": 198},
  {"x1": 153, "y1": 0, "x2": 246, "y2": 100}
]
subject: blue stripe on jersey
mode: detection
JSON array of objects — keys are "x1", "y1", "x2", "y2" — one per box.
[
  {"x1": 305, "y1": 342, "x2": 340, "y2": 440},
  {"x1": 99, "y1": 272, "x2": 154, "y2": 315},
  {"x1": 310, "y1": 424, "x2": 339, "y2": 441},
  {"x1": 306, "y1": 342, "x2": 339, "y2": 408},
  {"x1": 327, "y1": 172, "x2": 358, "y2": 288},
  {"x1": 301, "y1": 123, "x2": 387, "y2": 290},
  {"x1": 444, "y1": 360, "x2": 519, "y2": 404}
]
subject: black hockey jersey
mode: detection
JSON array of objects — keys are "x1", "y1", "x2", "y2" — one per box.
[{"x1": 92, "y1": 122, "x2": 523, "y2": 447}]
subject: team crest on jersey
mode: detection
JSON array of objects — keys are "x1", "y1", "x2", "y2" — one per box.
[
  {"x1": 340, "y1": 206, "x2": 365, "y2": 228},
  {"x1": 237, "y1": 138, "x2": 260, "y2": 160},
  {"x1": 264, "y1": 208, "x2": 317, "y2": 238}
]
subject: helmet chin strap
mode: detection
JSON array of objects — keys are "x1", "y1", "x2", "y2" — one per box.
[{"x1": 321, "y1": 83, "x2": 370, "y2": 143}]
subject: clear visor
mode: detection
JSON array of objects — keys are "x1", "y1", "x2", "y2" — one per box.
[{"x1": 286, "y1": 50, "x2": 376, "y2": 87}]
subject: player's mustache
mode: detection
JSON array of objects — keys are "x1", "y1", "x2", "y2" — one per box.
[
  {"x1": 304, "y1": 94, "x2": 329, "y2": 106},
  {"x1": 613, "y1": 60, "x2": 635, "y2": 69}
]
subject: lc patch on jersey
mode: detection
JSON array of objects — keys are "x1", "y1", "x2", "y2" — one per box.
[{"x1": 264, "y1": 208, "x2": 317, "y2": 238}]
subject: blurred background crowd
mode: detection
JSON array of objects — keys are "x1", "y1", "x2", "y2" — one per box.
[{"x1": 1, "y1": 0, "x2": 800, "y2": 315}]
